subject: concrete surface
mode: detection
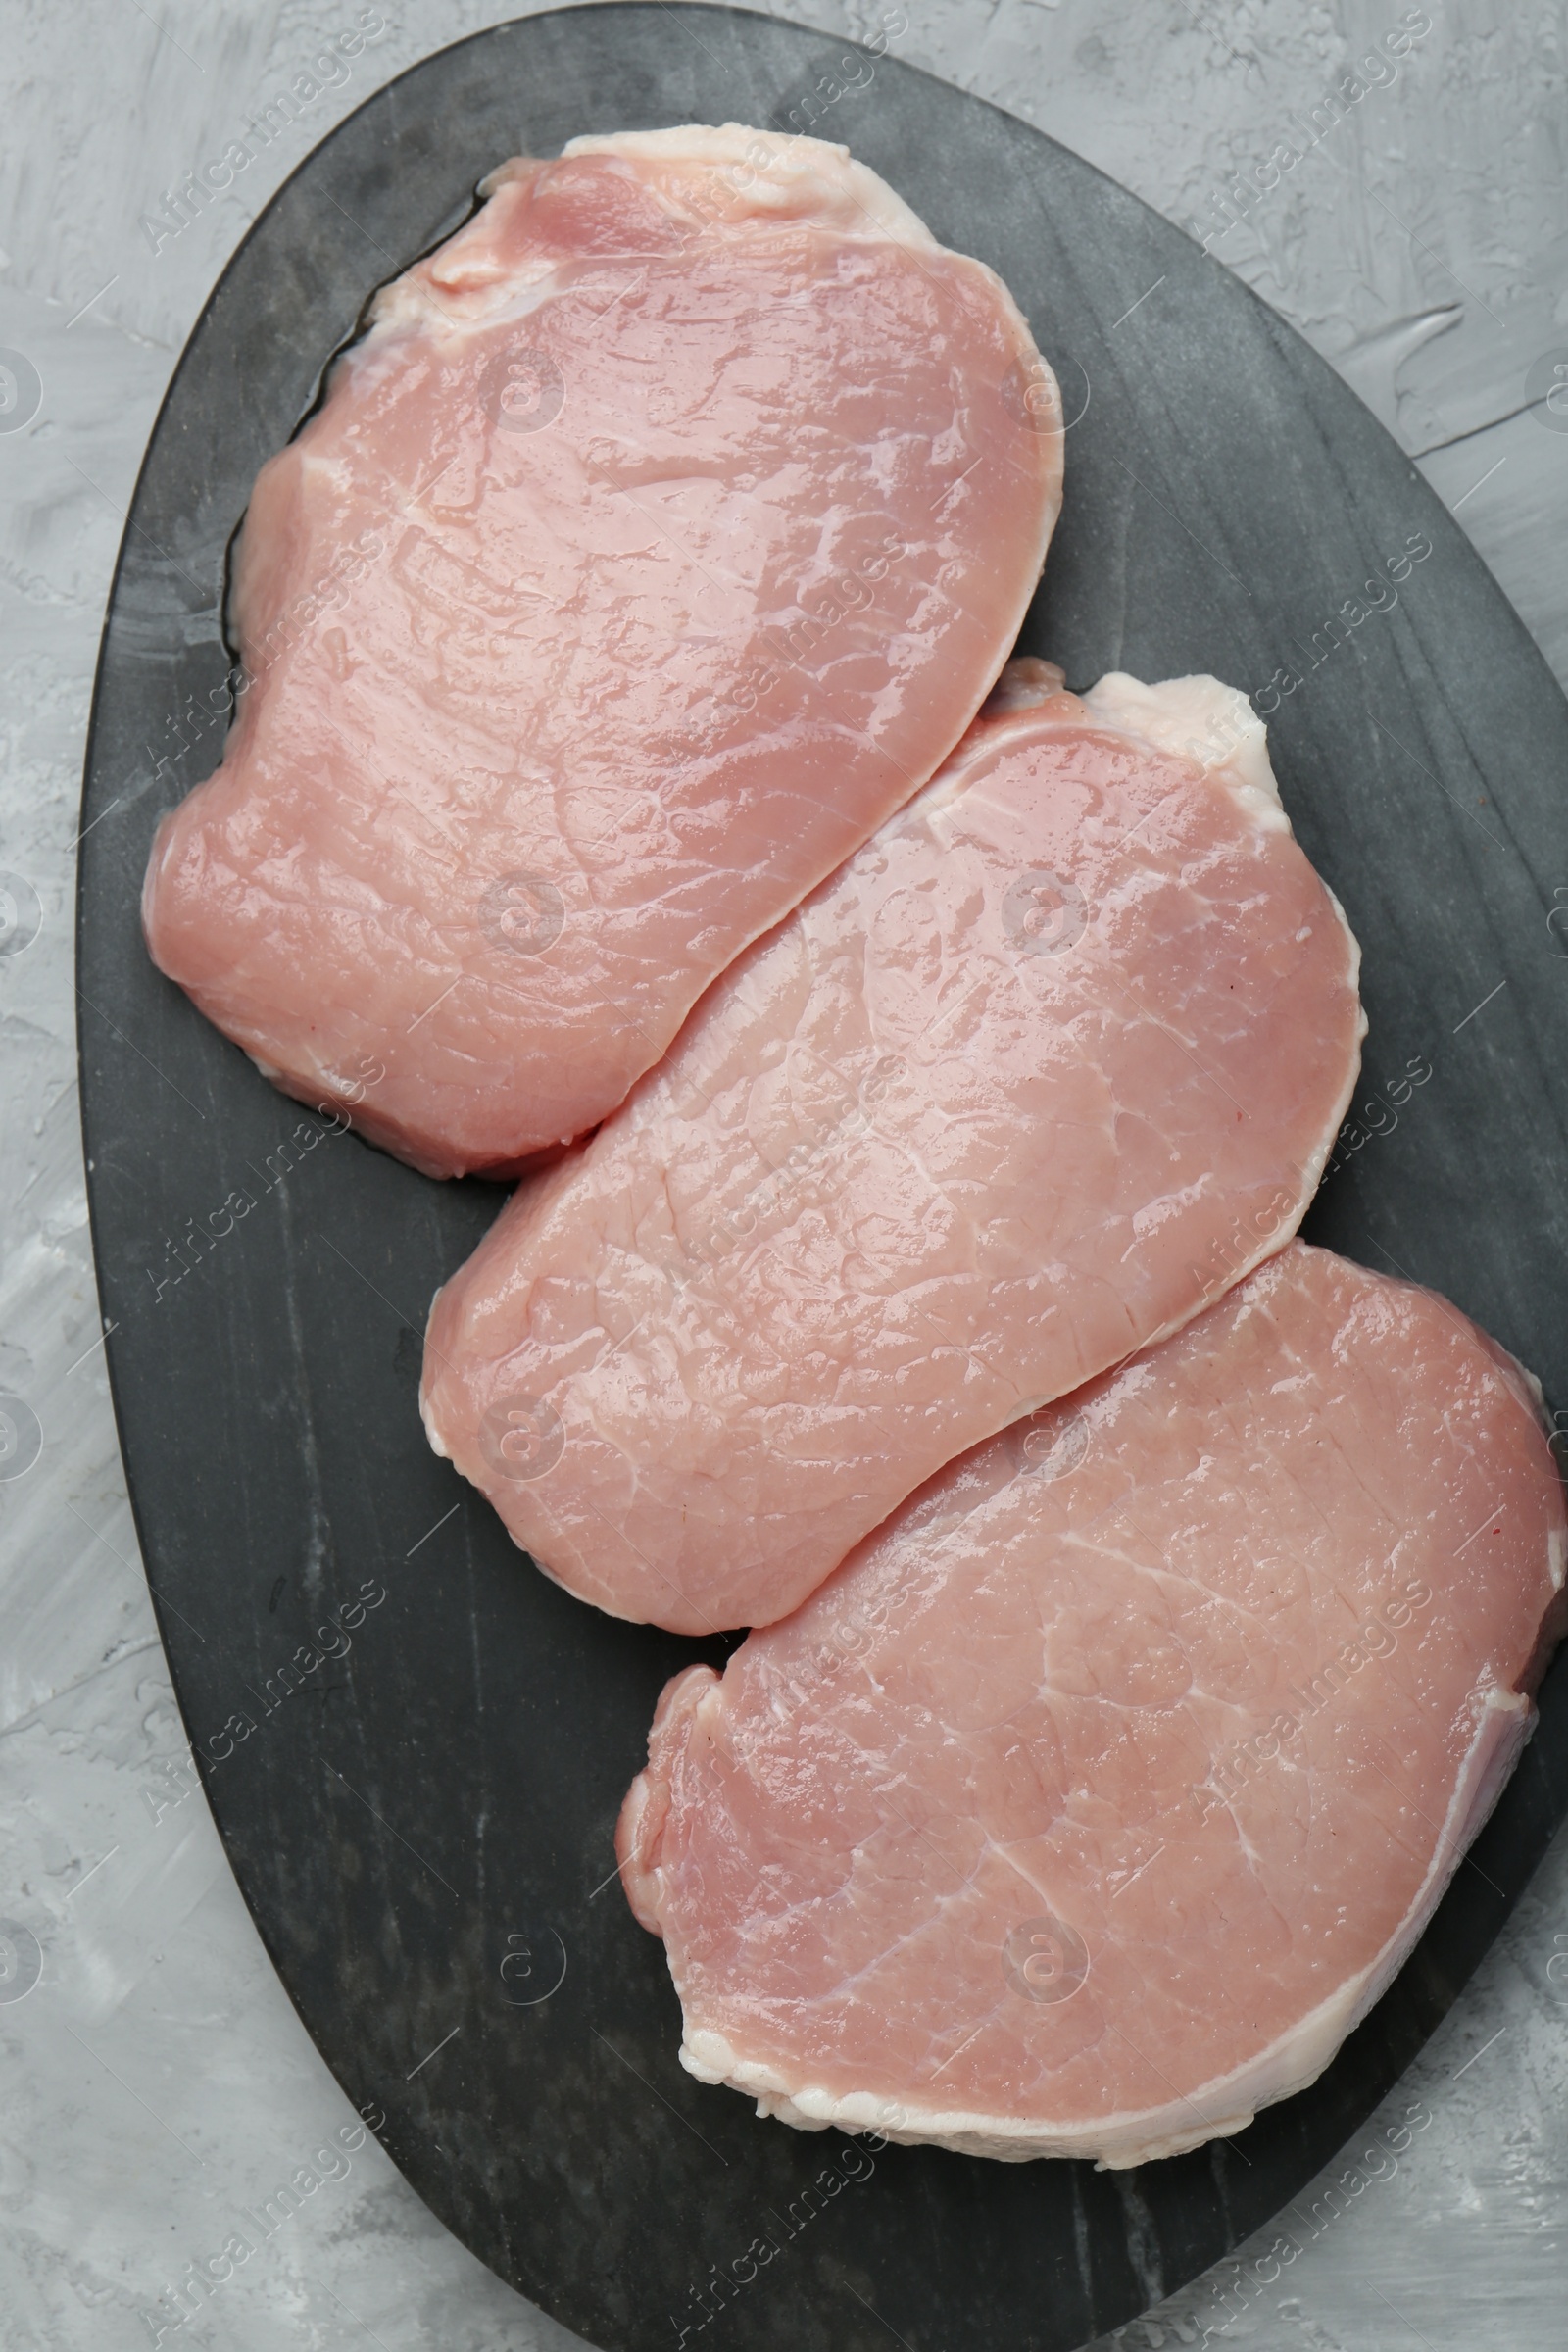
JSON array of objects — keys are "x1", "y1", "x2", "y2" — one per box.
[{"x1": 1, "y1": 3, "x2": 1564, "y2": 2347}]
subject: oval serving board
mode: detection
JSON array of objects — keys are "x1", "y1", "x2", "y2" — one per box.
[{"x1": 78, "y1": 9, "x2": 1568, "y2": 2349}]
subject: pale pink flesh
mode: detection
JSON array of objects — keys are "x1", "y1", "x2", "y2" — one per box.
[
  {"x1": 141, "y1": 128, "x2": 1061, "y2": 1177},
  {"x1": 616, "y1": 1243, "x2": 1568, "y2": 2165},
  {"x1": 421, "y1": 674, "x2": 1364, "y2": 1632}
]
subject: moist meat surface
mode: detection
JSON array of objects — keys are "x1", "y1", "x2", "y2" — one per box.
[
  {"x1": 142, "y1": 126, "x2": 1062, "y2": 1177},
  {"x1": 616, "y1": 1243, "x2": 1568, "y2": 2164},
  {"x1": 422, "y1": 669, "x2": 1365, "y2": 1631}
]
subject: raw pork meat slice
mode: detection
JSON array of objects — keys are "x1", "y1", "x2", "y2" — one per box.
[
  {"x1": 421, "y1": 666, "x2": 1365, "y2": 1631},
  {"x1": 617, "y1": 1242, "x2": 1568, "y2": 2165},
  {"x1": 142, "y1": 126, "x2": 1062, "y2": 1178}
]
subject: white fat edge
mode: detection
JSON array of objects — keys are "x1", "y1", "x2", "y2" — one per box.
[
  {"x1": 915, "y1": 666, "x2": 1284, "y2": 841},
  {"x1": 681, "y1": 2025, "x2": 742, "y2": 2083},
  {"x1": 984, "y1": 656, "x2": 1067, "y2": 712},
  {"x1": 557, "y1": 127, "x2": 1058, "y2": 490},
  {"x1": 906, "y1": 686, "x2": 1363, "y2": 1223},
  {"x1": 365, "y1": 255, "x2": 563, "y2": 345},
  {"x1": 1081, "y1": 671, "x2": 1287, "y2": 832},
  {"x1": 476, "y1": 156, "x2": 533, "y2": 200},
  {"x1": 1271, "y1": 1683, "x2": 1533, "y2": 2055},
  {"x1": 668, "y1": 1682, "x2": 1537, "y2": 2168},
  {"x1": 562, "y1": 122, "x2": 940, "y2": 250},
  {"x1": 1081, "y1": 669, "x2": 1367, "y2": 1130},
  {"x1": 677, "y1": 2031, "x2": 1249, "y2": 2166},
  {"x1": 417, "y1": 1385, "x2": 451, "y2": 1461},
  {"x1": 361, "y1": 162, "x2": 559, "y2": 342},
  {"x1": 892, "y1": 672, "x2": 1365, "y2": 1265},
  {"x1": 415, "y1": 1278, "x2": 454, "y2": 1457},
  {"x1": 350, "y1": 123, "x2": 942, "y2": 354},
  {"x1": 915, "y1": 667, "x2": 1362, "y2": 1026},
  {"x1": 1481, "y1": 1344, "x2": 1560, "y2": 1464}
]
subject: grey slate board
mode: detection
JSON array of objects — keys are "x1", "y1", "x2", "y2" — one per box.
[{"x1": 76, "y1": 8, "x2": 1568, "y2": 2349}]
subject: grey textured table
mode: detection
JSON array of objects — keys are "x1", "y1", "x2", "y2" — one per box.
[{"x1": 2, "y1": 5, "x2": 1564, "y2": 2348}]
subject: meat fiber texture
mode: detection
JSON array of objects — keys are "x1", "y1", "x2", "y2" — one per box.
[
  {"x1": 421, "y1": 666, "x2": 1366, "y2": 1632},
  {"x1": 616, "y1": 1242, "x2": 1568, "y2": 2166},
  {"x1": 141, "y1": 126, "x2": 1062, "y2": 1178}
]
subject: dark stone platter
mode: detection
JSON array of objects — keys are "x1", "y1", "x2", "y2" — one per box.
[{"x1": 77, "y1": 9, "x2": 1568, "y2": 2349}]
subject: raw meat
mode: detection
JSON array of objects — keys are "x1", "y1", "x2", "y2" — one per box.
[
  {"x1": 421, "y1": 666, "x2": 1365, "y2": 1631},
  {"x1": 616, "y1": 1242, "x2": 1567, "y2": 2165},
  {"x1": 142, "y1": 126, "x2": 1062, "y2": 1177}
]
